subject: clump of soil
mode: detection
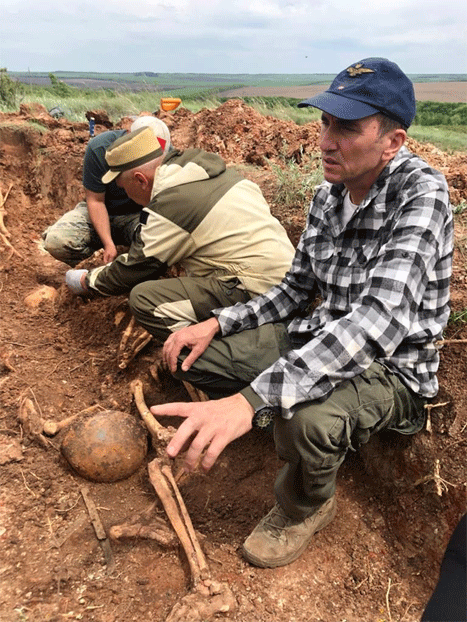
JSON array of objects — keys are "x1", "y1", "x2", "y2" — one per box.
[{"x1": 0, "y1": 101, "x2": 466, "y2": 622}]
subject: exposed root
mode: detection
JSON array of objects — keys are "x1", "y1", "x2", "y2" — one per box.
[
  {"x1": 436, "y1": 338, "x2": 467, "y2": 346},
  {"x1": 0, "y1": 184, "x2": 24, "y2": 262},
  {"x1": 414, "y1": 458, "x2": 457, "y2": 496},
  {"x1": 424, "y1": 401, "x2": 449, "y2": 433}
]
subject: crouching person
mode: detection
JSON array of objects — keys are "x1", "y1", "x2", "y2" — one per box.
[
  {"x1": 150, "y1": 58, "x2": 454, "y2": 568},
  {"x1": 65, "y1": 125, "x2": 295, "y2": 342}
]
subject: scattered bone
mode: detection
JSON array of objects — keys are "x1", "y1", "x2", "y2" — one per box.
[
  {"x1": 131, "y1": 379, "x2": 175, "y2": 446},
  {"x1": 0, "y1": 436, "x2": 23, "y2": 465},
  {"x1": 132, "y1": 380, "x2": 236, "y2": 622},
  {"x1": 109, "y1": 513, "x2": 176, "y2": 547},
  {"x1": 0, "y1": 348, "x2": 16, "y2": 373},
  {"x1": 118, "y1": 316, "x2": 153, "y2": 369},
  {"x1": 114, "y1": 310, "x2": 127, "y2": 326},
  {"x1": 424, "y1": 401, "x2": 449, "y2": 433},
  {"x1": 17, "y1": 397, "x2": 49, "y2": 448},
  {"x1": 43, "y1": 404, "x2": 102, "y2": 436},
  {"x1": 148, "y1": 459, "x2": 208, "y2": 583},
  {"x1": 42, "y1": 412, "x2": 85, "y2": 436},
  {"x1": 162, "y1": 464, "x2": 209, "y2": 579},
  {"x1": 18, "y1": 401, "x2": 101, "y2": 442},
  {"x1": 181, "y1": 380, "x2": 209, "y2": 403},
  {"x1": 109, "y1": 496, "x2": 177, "y2": 547},
  {"x1": 165, "y1": 579, "x2": 237, "y2": 622}
]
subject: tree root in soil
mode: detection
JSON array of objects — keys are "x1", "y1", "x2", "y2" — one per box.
[{"x1": 0, "y1": 183, "x2": 24, "y2": 264}]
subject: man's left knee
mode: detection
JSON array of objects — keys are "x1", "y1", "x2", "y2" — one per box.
[{"x1": 275, "y1": 404, "x2": 353, "y2": 464}]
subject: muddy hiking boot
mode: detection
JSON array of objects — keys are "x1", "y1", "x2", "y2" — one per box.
[{"x1": 242, "y1": 496, "x2": 337, "y2": 568}]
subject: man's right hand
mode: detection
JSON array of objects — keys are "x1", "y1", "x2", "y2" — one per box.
[
  {"x1": 103, "y1": 242, "x2": 118, "y2": 263},
  {"x1": 150, "y1": 392, "x2": 254, "y2": 472},
  {"x1": 163, "y1": 317, "x2": 220, "y2": 373}
]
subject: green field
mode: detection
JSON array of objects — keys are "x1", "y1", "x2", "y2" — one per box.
[
  {"x1": 10, "y1": 70, "x2": 467, "y2": 92},
  {"x1": 2, "y1": 70, "x2": 467, "y2": 153}
]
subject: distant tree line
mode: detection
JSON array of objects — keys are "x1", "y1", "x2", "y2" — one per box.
[{"x1": 414, "y1": 101, "x2": 467, "y2": 126}]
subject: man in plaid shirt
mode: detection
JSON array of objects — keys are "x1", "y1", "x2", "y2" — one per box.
[{"x1": 151, "y1": 58, "x2": 454, "y2": 568}]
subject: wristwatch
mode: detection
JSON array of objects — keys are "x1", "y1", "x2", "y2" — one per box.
[
  {"x1": 241, "y1": 387, "x2": 278, "y2": 429},
  {"x1": 252, "y1": 404, "x2": 277, "y2": 429}
]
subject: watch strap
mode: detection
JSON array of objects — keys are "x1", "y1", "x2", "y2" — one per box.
[{"x1": 240, "y1": 386, "x2": 267, "y2": 412}]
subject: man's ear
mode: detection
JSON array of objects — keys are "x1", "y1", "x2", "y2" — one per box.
[
  {"x1": 133, "y1": 171, "x2": 149, "y2": 188},
  {"x1": 385, "y1": 128, "x2": 406, "y2": 159}
]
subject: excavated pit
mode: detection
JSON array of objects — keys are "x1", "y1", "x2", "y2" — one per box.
[{"x1": 0, "y1": 101, "x2": 466, "y2": 622}]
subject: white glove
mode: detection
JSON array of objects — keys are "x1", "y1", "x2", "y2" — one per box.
[{"x1": 65, "y1": 269, "x2": 89, "y2": 295}]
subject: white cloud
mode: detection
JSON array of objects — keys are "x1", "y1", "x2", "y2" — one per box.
[{"x1": 0, "y1": 0, "x2": 466, "y2": 73}]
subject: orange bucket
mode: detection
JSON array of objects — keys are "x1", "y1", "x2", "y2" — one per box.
[{"x1": 160, "y1": 98, "x2": 182, "y2": 112}]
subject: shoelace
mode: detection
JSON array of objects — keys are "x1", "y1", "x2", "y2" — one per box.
[{"x1": 263, "y1": 505, "x2": 296, "y2": 537}]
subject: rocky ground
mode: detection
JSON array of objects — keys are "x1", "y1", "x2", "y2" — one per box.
[{"x1": 0, "y1": 100, "x2": 466, "y2": 622}]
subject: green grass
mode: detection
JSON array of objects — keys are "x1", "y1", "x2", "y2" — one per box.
[
  {"x1": 227, "y1": 96, "x2": 321, "y2": 125},
  {"x1": 453, "y1": 201, "x2": 467, "y2": 215},
  {"x1": 267, "y1": 148, "x2": 323, "y2": 213},
  {"x1": 448, "y1": 308, "x2": 467, "y2": 325},
  {"x1": 2, "y1": 77, "x2": 466, "y2": 154},
  {"x1": 408, "y1": 125, "x2": 467, "y2": 153}
]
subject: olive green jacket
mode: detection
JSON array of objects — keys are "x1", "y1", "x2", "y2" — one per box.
[{"x1": 86, "y1": 148, "x2": 295, "y2": 296}]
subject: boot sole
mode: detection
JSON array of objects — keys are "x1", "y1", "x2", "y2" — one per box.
[{"x1": 242, "y1": 498, "x2": 337, "y2": 568}]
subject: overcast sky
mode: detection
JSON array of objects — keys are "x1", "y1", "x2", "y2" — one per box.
[{"x1": 2, "y1": 0, "x2": 466, "y2": 75}]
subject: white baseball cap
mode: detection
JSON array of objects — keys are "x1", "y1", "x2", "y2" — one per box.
[{"x1": 130, "y1": 116, "x2": 171, "y2": 153}]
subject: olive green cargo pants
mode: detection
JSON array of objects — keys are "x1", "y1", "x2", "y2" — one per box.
[
  {"x1": 174, "y1": 322, "x2": 426, "y2": 520},
  {"x1": 129, "y1": 276, "x2": 251, "y2": 344}
]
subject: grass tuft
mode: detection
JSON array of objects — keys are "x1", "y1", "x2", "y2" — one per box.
[{"x1": 267, "y1": 146, "x2": 323, "y2": 213}]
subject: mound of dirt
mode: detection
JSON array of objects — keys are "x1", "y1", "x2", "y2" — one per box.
[{"x1": 0, "y1": 101, "x2": 466, "y2": 622}]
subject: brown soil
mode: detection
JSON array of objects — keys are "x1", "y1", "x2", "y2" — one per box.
[{"x1": 0, "y1": 100, "x2": 466, "y2": 622}]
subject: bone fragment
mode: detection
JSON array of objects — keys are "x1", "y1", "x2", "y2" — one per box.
[
  {"x1": 148, "y1": 458, "x2": 205, "y2": 585},
  {"x1": 118, "y1": 316, "x2": 153, "y2": 369},
  {"x1": 131, "y1": 378, "x2": 174, "y2": 446}
]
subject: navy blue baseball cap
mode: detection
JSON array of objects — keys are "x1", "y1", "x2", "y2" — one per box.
[{"x1": 298, "y1": 57, "x2": 416, "y2": 129}]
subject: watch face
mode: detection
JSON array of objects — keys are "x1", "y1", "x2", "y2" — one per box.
[{"x1": 253, "y1": 407, "x2": 275, "y2": 429}]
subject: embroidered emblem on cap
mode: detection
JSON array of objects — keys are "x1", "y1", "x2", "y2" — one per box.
[{"x1": 346, "y1": 62, "x2": 375, "y2": 77}]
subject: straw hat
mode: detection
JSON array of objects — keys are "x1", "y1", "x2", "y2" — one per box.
[{"x1": 102, "y1": 126, "x2": 168, "y2": 184}]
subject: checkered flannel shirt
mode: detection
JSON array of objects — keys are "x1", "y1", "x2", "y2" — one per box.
[{"x1": 213, "y1": 146, "x2": 454, "y2": 419}]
